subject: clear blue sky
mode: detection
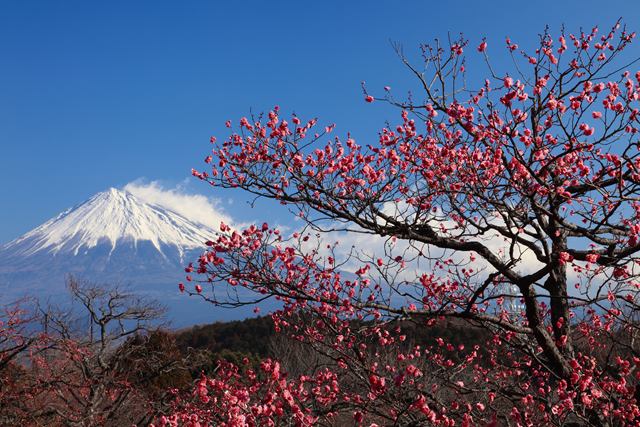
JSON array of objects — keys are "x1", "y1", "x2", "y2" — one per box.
[{"x1": 1, "y1": 0, "x2": 639, "y2": 242}]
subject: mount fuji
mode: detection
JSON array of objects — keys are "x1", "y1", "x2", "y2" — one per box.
[{"x1": 0, "y1": 187, "x2": 232, "y2": 325}]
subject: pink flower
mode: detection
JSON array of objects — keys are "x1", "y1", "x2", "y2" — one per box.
[
  {"x1": 580, "y1": 123, "x2": 595, "y2": 136},
  {"x1": 503, "y1": 76, "x2": 513, "y2": 88},
  {"x1": 365, "y1": 95, "x2": 374, "y2": 103},
  {"x1": 585, "y1": 253, "x2": 600, "y2": 263},
  {"x1": 195, "y1": 285, "x2": 203, "y2": 293},
  {"x1": 559, "y1": 252, "x2": 574, "y2": 265},
  {"x1": 477, "y1": 41, "x2": 487, "y2": 52}
]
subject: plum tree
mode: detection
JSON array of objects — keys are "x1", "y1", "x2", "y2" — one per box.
[{"x1": 175, "y1": 21, "x2": 640, "y2": 426}]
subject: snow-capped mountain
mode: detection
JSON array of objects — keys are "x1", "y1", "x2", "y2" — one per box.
[
  {"x1": 0, "y1": 188, "x2": 216, "y2": 298},
  {"x1": 4, "y1": 188, "x2": 214, "y2": 260}
]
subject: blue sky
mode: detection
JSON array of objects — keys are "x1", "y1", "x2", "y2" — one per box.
[{"x1": 1, "y1": 0, "x2": 640, "y2": 242}]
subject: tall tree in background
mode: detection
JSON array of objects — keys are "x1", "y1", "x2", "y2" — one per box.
[{"x1": 174, "y1": 22, "x2": 640, "y2": 426}]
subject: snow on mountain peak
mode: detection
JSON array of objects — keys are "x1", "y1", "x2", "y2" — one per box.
[{"x1": 2, "y1": 187, "x2": 218, "y2": 258}]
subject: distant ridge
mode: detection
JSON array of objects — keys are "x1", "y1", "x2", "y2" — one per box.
[{"x1": 0, "y1": 187, "x2": 274, "y2": 326}]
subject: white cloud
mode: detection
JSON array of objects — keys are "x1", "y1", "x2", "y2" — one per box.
[
  {"x1": 123, "y1": 180, "x2": 233, "y2": 230},
  {"x1": 300, "y1": 212, "x2": 545, "y2": 292}
]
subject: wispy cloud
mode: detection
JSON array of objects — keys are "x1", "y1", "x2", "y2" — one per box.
[{"x1": 123, "y1": 180, "x2": 232, "y2": 230}]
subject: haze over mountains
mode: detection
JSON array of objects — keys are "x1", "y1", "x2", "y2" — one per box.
[{"x1": 0, "y1": 187, "x2": 244, "y2": 326}]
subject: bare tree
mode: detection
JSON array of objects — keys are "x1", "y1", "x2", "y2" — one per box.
[{"x1": 5, "y1": 278, "x2": 191, "y2": 427}]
